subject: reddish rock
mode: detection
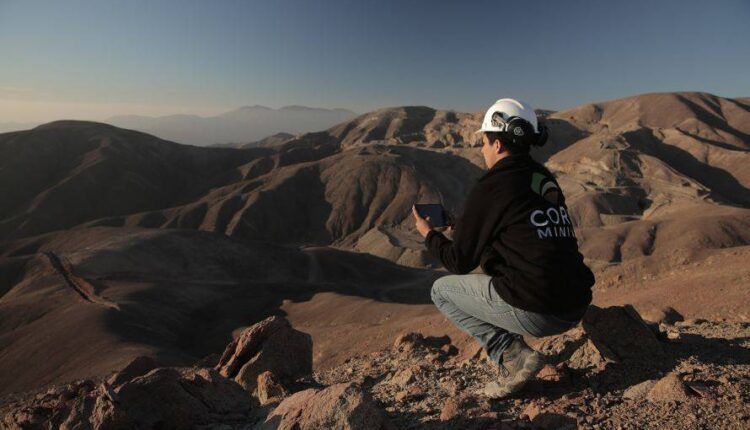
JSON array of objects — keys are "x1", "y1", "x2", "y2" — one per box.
[
  {"x1": 394, "y1": 386, "x2": 422, "y2": 403},
  {"x1": 215, "y1": 315, "x2": 312, "y2": 393},
  {"x1": 99, "y1": 367, "x2": 253, "y2": 428},
  {"x1": 521, "y1": 402, "x2": 541, "y2": 420},
  {"x1": 257, "y1": 371, "x2": 289, "y2": 405},
  {"x1": 623, "y1": 379, "x2": 657, "y2": 400},
  {"x1": 439, "y1": 398, "x2": 461, "y2": 421},
  {"x1": 1, "y1": 367, "x2": 253, "y2": 429},
  {"x1": 581, "y1": 305, "x2": 664, "y2": 363},
  {"x1": 647, "y1": 372, "x2": 692, "y2": 403},
  {"x1": 387, "y1": 368, "x2": 416, "y2": 387},
  {"x1": 258, "y1": 382, "x2": 392, "y2": 430},
  {"x1": 392, "y1": 332, "x2": 425, "y2": 354},
  {"x1": 642, "y1": 306, "x2": 684, "y2": 325},
  {"x1": 567, "y1": 339, "x2": 610, "y2": 370},
  {"x1": 536, "y1": 363, "x2": 569, "y2": 382}
]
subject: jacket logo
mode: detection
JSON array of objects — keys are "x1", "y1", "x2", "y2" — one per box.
[
  {"x1": 529, "y1": 206, "x2": 576, "y2": 239},
  {"x1": 531, "y1": 172, "x2": 561, "y2": 204},
  {"x1": 530, "y1": 172, "x2": 574, "y2": 239}
]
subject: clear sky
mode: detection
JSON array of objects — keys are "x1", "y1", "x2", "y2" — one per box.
[{"x1": 1, "y1": 0, "x2": 748, "y2": 122}]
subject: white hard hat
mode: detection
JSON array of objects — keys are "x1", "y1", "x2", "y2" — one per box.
[{"x1": 476, "y1": 98, "x2": 539, "y2": 134}]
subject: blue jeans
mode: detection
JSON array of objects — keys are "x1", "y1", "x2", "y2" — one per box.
[{"x1": 431, "y1": 273, "x2": 582, "y2": 364}]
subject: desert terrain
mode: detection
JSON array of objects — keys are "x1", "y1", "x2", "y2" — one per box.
[{"x1": 0, "y1": 91, "x2": 748, "y2": 429}]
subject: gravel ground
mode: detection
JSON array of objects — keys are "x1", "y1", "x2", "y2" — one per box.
[{"x1": 314, "y1": 320, "x2": 750, "y2": 429}]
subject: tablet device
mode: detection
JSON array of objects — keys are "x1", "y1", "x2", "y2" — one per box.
[{"x1": 414, "y1": 203, "x2": 449, "y2": 227}]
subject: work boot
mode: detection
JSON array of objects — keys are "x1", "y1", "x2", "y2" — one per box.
[{"x1": 479, "y1": 337, "x2": 544, "y2": 398}]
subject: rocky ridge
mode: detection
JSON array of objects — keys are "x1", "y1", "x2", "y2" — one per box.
[{"x1": 2, "y1": 306, "x2": 747, "y2": 429}]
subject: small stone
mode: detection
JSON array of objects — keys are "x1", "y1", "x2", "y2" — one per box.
[
  {"x1": 426, "y1": 352, "x2": 442, "y2": 364},
  {"x1": 537, "y1": 364, "x2": 568, "y2": 382},
  {"x1": 479, "y1": 411, "x2": 500, "y2": 420},
  {"x1": 521, "y1": 402, "x2": 541, "y2": 420},
  {"x1": 647, "y1": 373, "x2": 691, "y2": 403},
  {"x1": 393, "y1": 332, "x2": 425, "y2": 352},
  {"x1": 623, "y1": 380, "x2": 657, "y2": 400},
  {"x1": 439, "y1": 398, "x2": 461, "y2": 421},
  {"x1": 666, "y1": 330, "x2": 681, "y2": 340},
  {"x1": 394, "y1": 390, "x2": 409, "y2": 402},
  {"x1": 388, "y1": 368, "x2": 415, "y2": 387},
  {"x1": 642, "y1": 307, "x2": 684, "y2": 325}
]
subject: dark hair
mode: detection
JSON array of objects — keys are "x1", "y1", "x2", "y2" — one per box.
[{"x1": 485, "y1": 132, "x2": 530, "y2": 154}]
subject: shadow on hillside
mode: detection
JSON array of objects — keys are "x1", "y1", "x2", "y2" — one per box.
[
  {"x1": 531, "y1": 117, "x2": 591, "y2": 163},
  {"x1": 95, "y1": 239, "x2": 442, "y2": 363},
  {"x1": 623, "y1": 128, "x2": 750, "y2": 206},
  {"x1": 675, "y1": 93, "x2": 750, "y2": 143}
]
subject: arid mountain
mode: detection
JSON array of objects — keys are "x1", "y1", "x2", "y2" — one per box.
[
  {"x1": 2, "y1": 93, "x2": 749, "y2": 265},
  {"x1": 0, "y1": 91, "x2": 748, "y2": 411},
  {"x1": 0, "y1": 121, "x2": 37, "y2": 134},
  {"x1": 107, "y1": 105, "x2": 356, "y2": 146},
  {"x1": 0, "y1": 121, "x2": 270, "y2": 241},
  {"x1": 211, "y1": 132, "x2": 296, "y2": 149},
  {"x1": 0, "y1": 226, "x2": 436, "y2": 397}
]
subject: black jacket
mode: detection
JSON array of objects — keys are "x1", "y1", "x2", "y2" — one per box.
[{"x1": 425, "y1": 153, "x2": 594, "y2": 316}]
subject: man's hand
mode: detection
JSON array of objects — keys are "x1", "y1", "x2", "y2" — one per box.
[{"x1": 411, "y1": 205, "x2": 434, "y2": 238}]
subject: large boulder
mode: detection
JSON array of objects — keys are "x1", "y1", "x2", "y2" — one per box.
[
  {"x1": 582, "y1": 305, "x2": 664, "y2": 362},
  {"x1": 215, "y1": 316, "x2": 313, "y2": 393},
  {"x1": 256, "y1": 382, "x2": 392, "y2": 430},
  {"x1": 98, "y1": 367, "x2": 253, "y2": 428},
  {"x1": 536, "y1": 305, "x2": 664, "y2": 371}
]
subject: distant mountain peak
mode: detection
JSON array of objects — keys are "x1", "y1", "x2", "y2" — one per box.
[{"x1": 236, "y1": 105, "x2": 273, "y2": 111}]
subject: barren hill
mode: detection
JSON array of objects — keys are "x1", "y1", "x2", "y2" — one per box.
[
  {"x1": 0, "y1": 91, "x2": 748, "y2": 417},
  {"x1": 0, "y1": 226, "x2": 438, "y2": 396},
  {"x1": 0, "y1": 121, "x2": 270, "y2": 240}
]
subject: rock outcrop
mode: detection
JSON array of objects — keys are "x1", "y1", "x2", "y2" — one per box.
[
  {"x1": 0, "y1": 315, "x2": 398, "y2": 429},
  {"x1": 1, "y1": 365, "x2": 254, "y2": 429},
  {"x1": 2, "y1": 306, "x2": 746, "y2": 429},
  {"x1": 256, "y1": 382, "x2": 392, "y2": 430},
  {"x1": 256, "y1": 371, "x2": 290, "y2": 405},
  {"x1": 215, "y1": 315, "x2": 313, "y2": 393},
  {"x1": 536, "y1": 304, "x2": 664, "y2": 371}
]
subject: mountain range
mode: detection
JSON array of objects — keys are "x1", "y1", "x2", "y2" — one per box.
[
  {"x1": 0, "y1": 91, "x2": 748, "y2": 407},
  {"x1": 107, "y1": 105, "x2": 356, "y2": 146}
]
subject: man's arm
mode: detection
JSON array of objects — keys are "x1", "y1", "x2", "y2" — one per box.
[{"x1": 424, "y1": 182, "x2": 507, "y2": 274}]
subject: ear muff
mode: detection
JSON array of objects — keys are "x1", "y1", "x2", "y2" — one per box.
[{"x1": 502, "y1": 116, "x2": 536, "y2": 146}]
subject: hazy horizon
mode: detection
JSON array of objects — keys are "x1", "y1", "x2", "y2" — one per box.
[{"x1": 1, "y1": 0, "x2": 748, "y2": 124}]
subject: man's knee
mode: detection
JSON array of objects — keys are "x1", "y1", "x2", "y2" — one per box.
[{"x1": 431, "y1": 275, "x2": 453, "y2": 304}]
